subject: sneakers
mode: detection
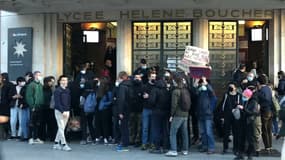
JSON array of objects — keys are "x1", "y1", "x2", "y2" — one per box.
[
  {"x1": 182, "y1": 151, "x2": 188, "y2": 155},
  {"x1": 62, "y1": 145, "x2": 72, "y2": 151},
  {"x1": 33, "y1": 138, "x2": 44, "y2": 144},
  {"x1": 104, "y1": 138, "x2": 108, "y2": 145},
  {"x1": 141, "y1": 144, "x2": 148, "y2": 150},
  {"x1": 165, "y1": 151, "x2": 178, "y2": 157},
  {"x1": 53, "y1": 144, "x2": 62, "y2": 150},
  {"x1": 116, "y1": 145, "x2": 129, "y2": 152},
  {"x1": 28, "y1": 138, "x2": 34, "y2": 145}
]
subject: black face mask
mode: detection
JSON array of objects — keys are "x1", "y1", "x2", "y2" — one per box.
[
  {"x1": 134, "y1": 79, "x2": 141, "y2": 85},
  {"x1": 228, "y1": 87, "x2": 234, "y2": 92},
  {"x1": 151, "y1": 79, "x2": 156, "y2": 84}
]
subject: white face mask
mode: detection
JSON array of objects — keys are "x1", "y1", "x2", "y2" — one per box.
[
  {"x1": 19, "y1": 82, "x2": 26, "y2": 87},
  {"x1": 37, "y1": 76, "x2": 43, "y2": 82},
  {"x1": 81, "y1": 70, "x2": 86, "y2": 74}
]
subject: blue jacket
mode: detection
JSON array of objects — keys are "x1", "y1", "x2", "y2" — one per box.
[
  {"x1": 196, "y1": 84, "x2": 215, "y2": 120},
  {"x1": 54, "y1": 86, "x2": 71, "y2": 113},
  {"x1": 99, "y1": 91, "x2": 113, "y2": 111}
]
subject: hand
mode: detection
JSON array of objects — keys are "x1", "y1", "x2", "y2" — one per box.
[
  {"x1": 242, "y1": 79, "x2": 248, "y2": 84},
  {"x1": 12, "y1": 95, "x2": 18, "y2": 99},
  {"x1": 62, "y1": 112, "x2": 69, "y2": 118},
  {"x1": 143, "y1": 93, "x2": 149, "y2": 99},
  {"x1": 237, "y1": 105, "x2": 244, "y2": 110},
  {"x1": 119, "y1": 114, "x2": 124, "y2": 119},
  {"x1": 169, "y1": 116, "x2": 173, "y2": 122}
]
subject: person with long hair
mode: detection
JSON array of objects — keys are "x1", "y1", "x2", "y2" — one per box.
[
  {"x1": 95, "y1": 77, "x2": 113, "y2": 144},
  {"x1": 0, "y1": 74, "x2": 11, "y2": 139}
]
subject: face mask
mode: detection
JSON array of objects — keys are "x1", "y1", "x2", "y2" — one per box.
[
  {"x1": 242, "y1": 96, "x2": 249, "y2": 102},
  {"x1": 134, "y1": 79, "x2": 141, "y2": 85},
  {"x1": 37, "y1": 76, "x2": 43, "y2": 82},
  {"x1": 19, "y1": 82, "x2": 26, "y2": 87},
  {"x1": 200, "y1": 85, "x2": 207, "y2": 91},
  {"x1": 150, "y1": 79, "x2": 156, "y2": 84},
  {"x1": 164, "y1": 73, "x2": 170, "y2": 77},
  {"x1": 141, "y1": 66, "x2": 147, "y2": 69},
  {"x1": 81, "y1": 70, "x2": 86, "y2": 74},
  {"x1": 247, "y1": 76, "x2": 254, "y2": 82},
  {"x1": 228, "y1": 87, "x2": 234, "y2": 92},
  {"x1": 80, "y1": 83, "x2": 85, "y2": 89}
]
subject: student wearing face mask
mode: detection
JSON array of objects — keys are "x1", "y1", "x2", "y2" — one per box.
[
  {"x1": 129, "y1": 74, "x2": 144, "y2": 147},
  {"x1": 218, "y1": 82, "x2": 242, "y2": 154},
  {"x1": 133, "y1": 59, "x2": 149, "y2": 84},
  {"x1": 196, "y1": 77, "x2": 216, "y2": 154},
  {"x1": 241, "y1": 72, "x2": 258, "y2": 91},
  {"x1": 25, "y1": 71, "x2": 45, "y2": 145},
  {"x1": 141, "y1": 71, "x2": 157, "y2": 150},
  {"x1": 8, "y1": 77, "x2": 26, "y2": 140},
  {"x1": 233, "y1": 88, "x2": 259, "y2": 160}
]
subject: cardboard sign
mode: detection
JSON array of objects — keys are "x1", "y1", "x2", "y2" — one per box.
[{"x1": 183, "y1": 46, "x2": 209, "y2": 65}]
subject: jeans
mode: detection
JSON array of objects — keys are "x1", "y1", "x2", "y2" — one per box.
[
  {"x1": 10, "y1": 106, "x2": 21, "y2": 137},
  {"x1": 54, "y1": 110, "x2": 70, "y2": 145},
  {"x1": 272, "y1": 116, "x2": 279, "y2": 135},
  {"x1": 199, "y1": 119, "x2": 215, "y2": 151},
  {"x1": 142, "y1": 108, "x2": 152, "y2": 145},
  {"x1": 169, "y1": 117, "x2": 188, "y2": 151},
  {"x1": 20, "y1": 107, "x2": 30, "y2": 139},
  {"x1": 151, "y1": 111, "x2": 169, "y2": 150}
]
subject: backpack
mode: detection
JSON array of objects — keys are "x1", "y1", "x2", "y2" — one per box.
[
  {"x1": 84, "y1": 92, "x2": 97, "y2": 113},
  {"x1": 180, "y1": 88, "x2": 191, "y2": 111}
]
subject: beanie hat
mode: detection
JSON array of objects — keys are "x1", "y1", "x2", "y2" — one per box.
[{"x1": 243, "y1": 88, "x2": 253, "y2": 98}]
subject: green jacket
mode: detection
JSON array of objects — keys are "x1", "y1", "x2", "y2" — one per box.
[
  {"x1": 25, "y1": 81, "x2": 44, "y2": 109},
  {"x1": 171, "y1": 88, "x2": 189, "y2": 117}
]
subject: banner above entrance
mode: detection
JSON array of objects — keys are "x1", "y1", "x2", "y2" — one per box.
[{"x1": 57, "y1": 9, "x2": 273, "y2": 22}]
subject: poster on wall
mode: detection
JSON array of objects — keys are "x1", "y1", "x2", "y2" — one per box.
[{"x1": 8, "y1": 27, "x2": 33, "y2": 81}]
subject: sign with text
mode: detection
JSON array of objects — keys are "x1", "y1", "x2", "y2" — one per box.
[
  {"x1": 8, "y1": 28, "x2": 33, "y2": 81},
  {"x1": 57, "y1": 9, "x2": 273, "y2": 22},
  {"x1": 183, "y1": 46, "x2": 209, "y2": 65}
]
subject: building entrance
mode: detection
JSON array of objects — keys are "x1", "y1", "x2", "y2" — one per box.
[
  {"x1": 209, "y1": 20, "x2": 269, "y2": 97},
  {"x1": 63, "y1": 22, "x2": 117, "y2": 80}
]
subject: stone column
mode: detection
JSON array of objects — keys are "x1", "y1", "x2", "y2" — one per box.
[
  {"x1": 193, "y1": 19, "x2": 208, "y2": 49},
  {"x1": 116, "y1": 19, "x2": 132, "y2": 77}
]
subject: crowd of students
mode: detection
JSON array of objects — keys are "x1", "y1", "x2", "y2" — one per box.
[{"x1": 0, "y1": 59, "x2": 284, "y2": 160}]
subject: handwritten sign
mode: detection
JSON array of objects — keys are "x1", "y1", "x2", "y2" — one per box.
[{"x1": 183, "y1": 46, "x2": 209, "y2": 65}]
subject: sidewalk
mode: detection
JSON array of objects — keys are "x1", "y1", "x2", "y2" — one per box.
[{"x1": 0, "y1": 138, "x2": 282, "y2": 160}]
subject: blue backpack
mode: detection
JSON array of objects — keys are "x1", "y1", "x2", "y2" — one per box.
[{"x1": 84, "y1": 92, "x2": 97, "y2": 113}]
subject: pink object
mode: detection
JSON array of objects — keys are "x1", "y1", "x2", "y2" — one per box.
[{"x1": 243, "y1": 89, "x2": 253, "y2": 98}]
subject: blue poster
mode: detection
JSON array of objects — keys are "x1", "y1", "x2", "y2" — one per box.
[{"x1": 8, "y1": 27, "x2": 33, "y2": 81}]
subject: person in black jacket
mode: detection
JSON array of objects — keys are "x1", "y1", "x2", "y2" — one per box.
[
  {"x1": 0, "y1": 73, "x2": 12, "y2": 139},
  {"x1": 129, "y1": 73, "x2": 144, "y2": 147},
  {"x1": 9, "y1": 77, "x2": 26, "y2": 140},
  {"x1": 219, "y1": 82, "x2": 242, "y2": 154},
  {"x1": 39, "y1": 76, "x2": 57, "y2": 141},
  {"x1": 149, "y1": 78, "x2": 171, "y2": 153},
  {"x1": 141, "y1": 71, "x2": 157, "y2": 150},
  {"x1": 53, "y1": 75, "x2": 72, "y2": 151},
  {"x1": 233, "y1": 64, "x2": 247, "y2": 89},
  {"x1": 116, "y1": 71, "x2": 132, "y2": 151},
  {"x1": 277, "y1": 71, "x2": 285, "y2": 98},
  {"x1": 133, "y1": 59, "x2": 149, "y2": 84},
  {"x1": 234, "y1": 88, "x2": 259, "y2": 160}
]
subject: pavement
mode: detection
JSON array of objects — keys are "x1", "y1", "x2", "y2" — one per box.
[{"x1": 0, "y1": 138, "x2": 283, "y2": 160}]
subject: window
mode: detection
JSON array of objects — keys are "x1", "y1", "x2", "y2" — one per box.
[{"x1": 83, "y1": 31, "x2": 99, "y2": 43}]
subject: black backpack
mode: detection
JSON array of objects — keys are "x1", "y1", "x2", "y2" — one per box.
[{"x1": 180, "y1": 88, "x2": 191, "y2": 111}]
